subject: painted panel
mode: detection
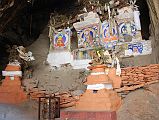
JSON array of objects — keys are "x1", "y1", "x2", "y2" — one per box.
[
  {"x1": 115, "y1": 40, "x2": 152, "y2": 57},
  {"x1": 127, "y1": 42, "x2": 143, "y2": 56},
  {"x1": 116, "y1": 6, "x2": 142, "y2": 42},
  {"x1": 104, "y1": 40, "x2": 118, "y2": 50},
  {"x1": 77, "y1": 26, "x2": 99, "y2": 48},
  {"x1": 73, "y1": 49, "x2": 93, "y2": 60},
  {"x1": 49, "y1": 28, "x2": 71, "y2": 50},
  {"x1": 101, "y1": 20, "x2": 118, "y2": 42},
  {"x1": 124, "y1": 41, "x2": 152, "y2": 56},
  {"x1": 73, "y1": 15, "x2": 101, "y2": 49},
  {"x1": 101, "y1": 20, "x2": 118, "y2": 49}
]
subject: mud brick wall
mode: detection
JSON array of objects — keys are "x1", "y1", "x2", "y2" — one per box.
[{"x1": 121, "y1": 64, "x2": 159, "y2": 86}]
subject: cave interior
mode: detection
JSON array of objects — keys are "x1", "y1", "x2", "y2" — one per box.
[{"x1": 0, "y1": 0, "x2": 151, "y2": 76}]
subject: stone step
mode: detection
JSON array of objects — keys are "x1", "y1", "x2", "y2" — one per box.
[{"x1": 60, "y1": 111, "x2": 117, "y2": 120}]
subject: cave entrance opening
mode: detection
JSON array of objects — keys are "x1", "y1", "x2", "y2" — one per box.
[{"x1": 136, "y1": 0, "x2": 150, "y2": 40}]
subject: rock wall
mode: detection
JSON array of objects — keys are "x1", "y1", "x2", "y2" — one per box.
[{"x1": 146, "y1": 0, "x2": 159, "y2": 63}]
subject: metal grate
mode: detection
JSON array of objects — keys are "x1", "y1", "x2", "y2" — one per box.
[{"x1": 38, "y1": 96, "x2": 60, "y2": 120}]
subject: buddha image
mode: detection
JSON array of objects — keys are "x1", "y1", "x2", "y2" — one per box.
[
  {"x1": 83, "y1": 29, "x2": 93, "y2": 46},
  {"x1": 55, "y1": 34, "x2": 66, "y2": 47}
]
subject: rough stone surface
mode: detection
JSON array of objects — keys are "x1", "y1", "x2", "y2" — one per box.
[
  {"x1": 117, "y1": 83, "x2": 159, "y2": 120},
  {"x1": 146, "y1": 0, "x2": 159, "y2": 63},
  {"x1": 120, "y1": 55, "x2": 152, "y2": 67}
]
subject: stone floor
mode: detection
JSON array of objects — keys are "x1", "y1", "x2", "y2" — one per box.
[{"x1": 0, "y1": 101, "x2": 37, "y2": 120}]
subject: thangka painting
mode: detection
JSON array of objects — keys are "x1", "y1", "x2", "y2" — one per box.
[
  {"x1": 101, "y1": 20, "x2": 118, "y2": 42},
  {"x1": 51, "y1": 28, "x2": 71, "y2": 50},
  {"x1": 77, "y1": 25, "x2": 99, "y2": 48},
  {"x1": 116, "y1": 6, "x2": 142, "y2": 41},
  {"x1": 73, "y1": 16, "x2": 101, "y2": 49},
  {"x1": 101, "y1": 20, "x2": 118, "y2": 49},
  {"x1": 118, "y1": 21, "x2": 142, "y2": 41},
  {"x1": 118, "y1": 21, "x2": 136, "y2": 40}
]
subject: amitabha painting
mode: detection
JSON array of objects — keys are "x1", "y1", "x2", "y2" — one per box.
[{"x1": 53, "y1": 28, "x2": 71, "y2": 50}]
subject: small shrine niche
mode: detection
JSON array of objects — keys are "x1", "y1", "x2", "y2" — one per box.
[
  {"x1": 46, "y1": 0, "x2": 152, "y2": 69},
  {"x1": 115, "y1": 6, "x2": 142, "y2": 42},
  {"x1": 72, "y1": 12, "x2": 101, "y2": 61},
  {"x1": 47, "y1": 26, "x2": 73, "y2": 67},
  {"x1": 73, "y1": 12, "x2": 101, "y2": 49},
  {"x1": 101, "y1": 19, "x2": 118, "y2": 49}
]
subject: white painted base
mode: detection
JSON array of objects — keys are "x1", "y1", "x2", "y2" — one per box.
[
  {"x1": 47, "y1": 50, "x2": 92, "y2": 69},
  {"x1": 72, "y1": 59, "x2": 92, "y2": 69},
  {"x1": 87, "y1": 84, "x2": 113, "y2": 90},
  {"x1": 2, "y1": 71, "x2": 22, "y2": 77},
  {"x1": 47, "y1": 50, "x2": 73, "y2": 67}
]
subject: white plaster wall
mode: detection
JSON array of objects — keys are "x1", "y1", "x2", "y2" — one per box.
[
  {"x1": 47, "y1": 50, "x2": 73, "y2": 67},
  {"x1": 47, "y1": 50, "x2": 91, "y2": 69},
  {"x1": 72, "y1": 59, "x2": 92, "y2": 69}
]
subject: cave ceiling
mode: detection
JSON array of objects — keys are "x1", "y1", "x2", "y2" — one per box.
[{"x1": 0, "y1": 0, "x2": 128, "y2": 46}]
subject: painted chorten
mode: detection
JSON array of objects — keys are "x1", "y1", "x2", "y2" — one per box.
[{"x1": 75, "y1": 65, "x2": 121, "y2": 111}]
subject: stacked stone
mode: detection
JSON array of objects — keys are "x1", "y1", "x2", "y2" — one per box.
[
  {"x1": 29, "y1": 88, "x2": 77, "y2": 108},
  {"x1": 114, "y1": 64, "x2": 159, "y2": 95},
  {"x1": 121, "y1": 64, "x2": 159, "y2": 86},
  {"x1": 29, "y1": 88, "x2": 46, "y2": 100}
]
